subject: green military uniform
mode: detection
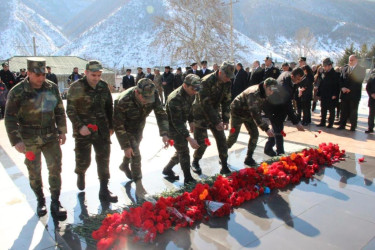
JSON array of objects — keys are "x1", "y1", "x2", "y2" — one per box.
[
  {"x1": 165, "y1": 74, "x2": 201, "y2": 184},
  {"x1": 5, "y1": 57, "x2": 67, "y2": 216},
  {"x1": 67, "y1": 76, "x2": 113, "y2": 180},
  {"x1": 226, "y1": 82, "x2": 271, "y2": 166},
  {"x1": 114, "y1": 79, "x2": 168, "y2": 181},
  {"x1": 192, "y1": 61, "x2": 234, "y2": 174}
]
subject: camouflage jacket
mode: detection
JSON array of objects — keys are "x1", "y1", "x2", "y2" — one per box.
[
  {"x1": 153, "y1": 74, "x2": 163, "y2": 89},
  {"x1": 4, "y1": 78, "x2": 67, "y2": 146},
  {"x1": 114, "y1": 86, "x2": 168, "y2": 149},
  {"x1": 193, "y1": 71, "x2": 231, "y2": 127},
  {"x1": 231, "y1": 83, "x2": 269, "y2": 132},
  {"x1": 166, "y1": 86, "x2": 194, "y2": 138},
  {"x1": 66, "y1": 77, "x2": 113, "y2": 139}
]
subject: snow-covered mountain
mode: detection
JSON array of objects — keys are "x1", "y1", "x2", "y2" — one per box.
[{"x1": 1, "y1": 0, "x2": 375, "y2": 68}]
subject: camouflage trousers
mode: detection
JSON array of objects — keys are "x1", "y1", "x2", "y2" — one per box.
[
  {"x1": 24, "y1": 137, "x2": 62, "y2": 200},
  {"x1": 168, "y1": 130, "x2": 192, "y2": 177},
  {"x1": 193, "y1": 124, "x2": 228, "y2": 162},
  {"x1": 74, "y1": 135, "x2": 110, "y2": 181},
  {"x1": 121, "y1": 133, "x2": 142, "y2": 181},
  {"x1": 226, "y1": 113, "x2": 259, "y2": 157}
]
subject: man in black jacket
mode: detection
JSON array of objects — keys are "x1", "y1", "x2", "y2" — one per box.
[
  {"x1": 249, "y1": 60, "x2": 264, "y2": 86},
  {"x1": 67, "y1": 67, "x2": 82, "y2": 85},
  {"x1": 173, "y1": 67, "x2": 183, "y2": 89},
  {"x1": 46, "y1": 66, "x2": 58, "y2": 85},
  {"x1": 365, "y1": 69, "x2": 375, "y2": 133},
  {"x1": 15, "y1": 68, "x2": 28, "y2": 84},
  {"x1": 263, "y1": 68, "x2": 305, "y2": 156},
  {"x1": 145, "y1": 67, "x2": 154, "y2": 81},
  {"x1": 162, "y1": 66, "x2": 174, "y2": 99},
  {"x1": 231, "y1": 63, "x2": 249, "y2": 101},
  {"x1": 187, "y1": 63, "x2": 200, "y2": 76},
  {"x1": 337, "y1": 55, "x2": 366, "y2": 131},
  {"x1": 263, "y1": 57, "x2": 280, "y2": 80},
  {"x1": 0, "y1": 62, "x2": 16, "y2": 90},
  {"x1": 200, "y1": 61, "x2": 212, "y2": 78},
  {"x1": 122, "y1": 69, "x2": 135, "y2": 90},
  {"x1": 316, "y1": 58, "x2": 340, "y2": 128}
]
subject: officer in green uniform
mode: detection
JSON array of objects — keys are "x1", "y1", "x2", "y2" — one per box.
[
  {"x1": 66, "y1": 60, "x2": 117, "y2": 203},
  {"x1": 192, "y1": 61, "x2": 235, "y2": 175},
  {"x1": 164, "y1": 74, "x2": 201, "y2": 185},
  {"x1": 226, "y1": 78, "x2": 277, "y2": 167},
  {"x1": 5, "y1": 57, "x2": 67, "y2": 218},
  {"x1": 114, "y1": 78, "x2": 169, "y2": 199}
]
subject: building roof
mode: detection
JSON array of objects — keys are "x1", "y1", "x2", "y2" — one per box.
[{"x1": 6, "y1": 56, "x2": 114, "y2": 75}]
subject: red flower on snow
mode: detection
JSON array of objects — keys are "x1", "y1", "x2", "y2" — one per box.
[
  {"x1": 230, "y1": 127, "x2": 236, "y2": 134},
  {"x1": 318, "y1": 130, "x2": 322, "y2": 134},
  {"x1": 168, "y1": 139, "x2": 174, "y2": 146},
  {"x1": 204, "y1": 138, "x2": 211, "y2": 146},
  {"x1": 358, "y1": 157, "x2": 365, "y2": 163},
  {"x1": 25, "y1": 151, "x2": 35, "y2": 161},
  {"x1": 87, "y1": 124, "x2": 98, "y2": 132}
]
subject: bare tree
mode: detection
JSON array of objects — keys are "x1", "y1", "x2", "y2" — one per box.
[
  {"x1": 292, "y1": 27, "x2": 317, "y2": 62},
  {"x1": 152, "y1": 0, "x2": 246, "y2": 66}
]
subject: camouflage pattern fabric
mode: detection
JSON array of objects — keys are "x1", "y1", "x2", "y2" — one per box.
[{"x1": 4, "y1": 78, "x2": 66, "y2": 199}]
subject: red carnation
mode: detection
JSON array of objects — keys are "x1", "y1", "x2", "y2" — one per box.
[
  {"x1": 169, "y1": 139, "x2": 174, "y2": 146},
  {"x1": 281, "y1": 131, "x2": 286, "y2": 137},
  {"x1": 25, "y1": 151, "x2": 35, "y2": 161},
  {"x1": 87, "y1": 124, "x2": 98, "y2": 132},
  {"x1": 358, "y1": 157, "x2": 365, "y2": 163},
  {"x1": 315, "y1": 135, "x2": 318, "y2": 138},
  {"x1": 230, "y1": 127, "x2": 236, "y2": 134},
  {"x1": 204, "y1": 138, "x2": 211, "y2": 146},
  {"x1": 318, "y1": 130, "x2": 322, "y2": 134}
]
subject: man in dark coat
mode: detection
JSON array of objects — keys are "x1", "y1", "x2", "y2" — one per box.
[
  {"x1": 15, "y1": 68, "x2": 28, "y2": 84},
  {"x1": 173, "y1": 67, "x2": 183, "y2": 89},
  {"x1": 145, "y1": 67, "x2": 154, "y2": 81},
  {"x1": 263, "y1": 57, "x2": 280, "y2": 80},
  {"x1": 200, "y1": 61, "x2": 212, "y2": 78},
  {"x1": 316, "y1": 58, "x2": 340, "y2": 128},
  {"x1": 46, "y1": 66, "x2": 58, "y2": 85},
  {"x1": 249, "y1": 60, "x2": 264, "y2": 86},
  {"x1": 0, "y1": 62, "x2": 16, "y2": 90},
  {"x1": 337, "y1": 55, "x2": 366, "y2": 131},
  {"x1": 162, "y1": 66, "x2": 175, "y2": 99},
  {"x1": 365, "y1": 69, "x2": 375, "y2": 133},
  {"x1": 231, "y1": 63, "x2": 249, "y2": 101},
  {"x1": 135, "y1": 67, "x2": 145, "y2": 84},
  {"x1": 186, "y1": 63, "x2": 201, "y2": 76},
  {"x1": 122, "y1": 69, "x2": 135, "y2": 90},
  {"x1": 67, "y1": 67, "x2": 82, "y2": 85}
]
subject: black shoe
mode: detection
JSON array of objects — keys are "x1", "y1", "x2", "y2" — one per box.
[
  {"x1": 37, "y1": 199, "x2": 47, "y2": 217},
  {"x1": 77, "y1": 174, "x2": 85, "y2": 191},
  {"x1": 99, "y1": 181, "x2": 118, "y2": 203},
  {"x1": 51, "y1": 200, "x2": 67, "y2": 218},
  {"x1": 119, "y1": 163, "x2": 132, "y2": 180},
  {"x1": 350, "y1": 127, "x2": 356, "y2": 131},
  {"x1": 326, "y1": 124, "x2": 333, "y2": 128},
  {"x1": 316, "y1": 123, "x2": 325, "y2": 127},
  {"x1": 162, "y1": 167, "x2": 180, "y2": 180},
  {"x1": 337, "y1": 126, "x2": 345, "y2": 130},
  {"x1": 264, "y1": 149, "x2": 277, "y2": 157},
  {"x1": 191, "y1": 160, "x2": 202, "y2": 175},
  {"x1": 365, "y1": 129, "x2": 374, "y2": 134},
  {"x1": 184, "y1": 176, "x2": 197, "y2": 185},
  {"x1": 244, "y1": 156, "x2": 257, "y2": 167},
  {"x1": 220, "y1": 165, "x2": 231, "y2": 175}
]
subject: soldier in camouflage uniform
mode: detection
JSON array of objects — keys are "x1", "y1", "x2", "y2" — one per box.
[
  {"x1": 153, "y1": 68, "x2": 164, "y2": 104},
  {"x1": 192, "y1": 61, "x2": 235, "y2": 175},
  {"x1": 5, "y1": 58, "x2": 67, "y2": 218},
  {"x1": 164, "y1": 74, "x2": 201, "y2": 185},
  {"x1": 226, "y1": 78, "x2": 277, "y2": 167},
  {"x1": 67, "y1": 60, "x2": 118, "y2": 203},
  {"x1": 114, "y1": 78, "x2": 169, "y2": 199}
]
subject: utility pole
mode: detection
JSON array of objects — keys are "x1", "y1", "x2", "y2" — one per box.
[
  {"x1": 230, "y1": 0, "x2": 233, "y2": 61},
  {"x1": 33, "y1": 37, "x2": 36, "y2": 56}
]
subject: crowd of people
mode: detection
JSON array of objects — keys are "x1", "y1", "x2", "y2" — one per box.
[{"x1": 1, "y1": 54, "x2": 374, "y2": 219}]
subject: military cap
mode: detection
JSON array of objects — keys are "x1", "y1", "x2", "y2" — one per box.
[
  {"x1": 201, "y1": 60, "x2": 207, "y2": 65},
  {"x1": 190, "y1": 62, "x2": 197, "y2": 67},
  {"x1": 27, "y1": 57, "x2": 46, "y2": 73},
  {"x1": 220, "y1": 61, "x2": 235, "y2": 79},
  {"x1": 264, "y1": 56, "x2": 273, "y2": 62},
  {"x1": 137, "y1": 78, "x2": 155, "y2": 103},
  {"x1": 184, "y1": 74, "x2": 201, "y2": 91},
  {"x1": 177, "y1": 67, "x2": 182, "y2": 71},
  {"x1": 299, "y1": 57, "x2": 307, "y2": 62},
  {"x1": 2, "y1": 62, "x2": 9, "y2": 67},
  {"x1": 322, "y1": 57, "x2": 333, "y2": 66},
  {"x1": 20, "y1": 68, "x2": 26, "y2": 72},
  {"x1": 165, "y1": 66, "x2": 170, "y2": 69},
  {"x1": 86, "y1": 60, "x2": 103, "y2": 72},
  {"x1": 126, "y1": 68, "x2": 131, "y2": 72}
]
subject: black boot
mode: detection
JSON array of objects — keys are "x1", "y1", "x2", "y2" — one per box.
[
  {"x1": 77, "y1": 174, "x2": 85, "y2": 191},
  {"x1": 182, "y1": 166, "x2": 197, "y2": 185},
  {"x1": 99, "y1": 180, "x2": 118, "y2": 203},
  {"x1": 312, "y1": 102, "x2": 316, "y2": 112},
  {"x1": 119, "y1": 162, "x2": 132, "y2": 180},
  {"x1": 37, "y1": 197, "x2": 47, "y2": 217},
  {"x1": 191, "y1": 159, "x2": 202, "y2": 175},
  {"x1": 219, "y1": 159, "x2": 231, "y2": 175},
  {"x1": 51, "y1": 199, "x2": 67, "y2": 218},
  {"x1": 162, "y1": 160, "x2": 179, "y2": 180},
  {"x1": 244, "y1": 155, "x2": 257, "y2": 167}
]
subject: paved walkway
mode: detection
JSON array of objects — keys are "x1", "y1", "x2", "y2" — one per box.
[{"x1": 0, "y1": 94, "x2": 374, "y2": 249}]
